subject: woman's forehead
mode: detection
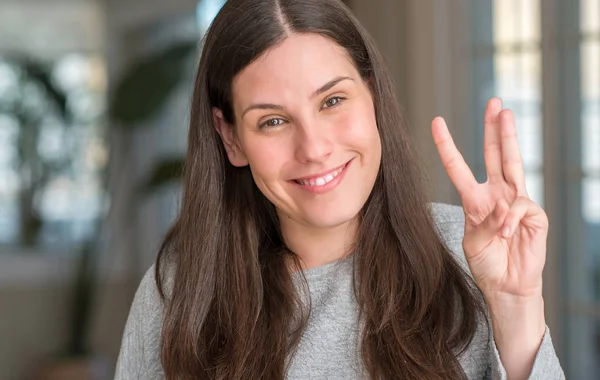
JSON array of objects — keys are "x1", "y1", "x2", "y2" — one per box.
[{"x1": 231, "y1": 34, "x2": 357, "y2": 103}]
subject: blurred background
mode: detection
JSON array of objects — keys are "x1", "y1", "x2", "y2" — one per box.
[{"x1": 0, "y1": 0, "x2": 597, "y2": 379}]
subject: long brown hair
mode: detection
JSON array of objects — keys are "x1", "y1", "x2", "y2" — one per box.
[{"x1": 155, "y1": 0, "x2": 485, "y2": 378}]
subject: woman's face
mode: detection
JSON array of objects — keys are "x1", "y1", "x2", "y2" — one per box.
[{"x1": 216, "y1": 33, "x2": 381, "y2": 231}]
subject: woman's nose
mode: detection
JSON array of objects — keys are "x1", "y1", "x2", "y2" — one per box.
[{"x1": 293, "y1": 119, "x2": 334, "y2": 164}]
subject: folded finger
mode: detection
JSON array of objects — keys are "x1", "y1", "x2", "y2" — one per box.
[{"x1": 463, "y1": 199, "x2": 510, "y2": 257}]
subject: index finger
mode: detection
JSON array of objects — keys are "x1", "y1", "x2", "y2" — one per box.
[{"x1": 432, "y1": 117, "x2": 478, "y2": 195}]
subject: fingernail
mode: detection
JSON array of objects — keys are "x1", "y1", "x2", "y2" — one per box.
[{"x1": 501, "y1": 225, "x2": 511, "y2": 238}]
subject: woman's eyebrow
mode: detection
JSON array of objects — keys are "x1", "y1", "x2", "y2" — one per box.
[
  {"x1": 241, "y1": 76, "x2": 354, "y2": 118},
  {"x1": 312, "y1": 76, "x2": 354, "y2": 98},
  {"x1": 241, "y1": 103, "x2": 284, "y2": 118}
]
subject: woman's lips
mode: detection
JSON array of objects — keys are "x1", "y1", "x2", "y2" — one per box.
[{"x1": 291, "y1": 159, "x2": 353, "y2": 194}]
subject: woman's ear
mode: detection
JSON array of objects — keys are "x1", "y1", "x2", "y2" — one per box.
[{"x1": 213, "y1": 108, "x2": 249, "y2": 167}]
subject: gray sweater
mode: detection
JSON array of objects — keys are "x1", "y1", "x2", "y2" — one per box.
[{"x1": 115, "y1": 203, "x2": 565, "y2": 379}]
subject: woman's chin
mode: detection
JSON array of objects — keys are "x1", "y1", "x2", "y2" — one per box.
[{"x1": 301, "y1": 210, "x2": 359, "y2": 230}]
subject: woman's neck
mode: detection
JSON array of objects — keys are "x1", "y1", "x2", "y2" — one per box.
[{"x1": 279, "y1": 216, "x2": 358, "y2": 270}]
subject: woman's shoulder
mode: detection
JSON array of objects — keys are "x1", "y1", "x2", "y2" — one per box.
[
  {"x1": 136, "y1": 259, "x2": 176, "y2": 306},
  {"x1": 115, "y1": 263, "x2": 170, "y2": 379},
  {"x1": 128, "y1": 263, "x2": 169, "y2": 330},
  {"x1": 428, "y1": 202, "x2": 464, "y2": 226},
  {"x1": 126, "y1": 260, "x2": 176, "y2": 338}
]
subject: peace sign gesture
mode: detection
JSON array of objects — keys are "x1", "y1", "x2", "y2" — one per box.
[
  {"x1": 432, "y1": 98, "x2": 550, "y2": 377},
  {"x1": 432, "y1": 98, "x2": 548, "y2": 301}
]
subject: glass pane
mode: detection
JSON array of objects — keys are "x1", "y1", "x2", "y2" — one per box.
[
  {"x1": 583, "y1": 178, "x2": 600, "y2": 224},
  {"x1": 520, "y1": 52, "x2": 542, "y2": 100},
  {"x1": 516, "y1": 111, "x2": 543, "y2": 170},
  {"x1": 491, "y1": 0, "x2": 543, "y2": 208},
  {"x1": 494, "y1": 0, "x2": 519, "y2": 45},
  {"x1": 582, "y1": 41, "x2": 600, "y2": 100},
  {"x1": 520, "y1": 0, "x2": 541, "y2": 42},
  {"x1": 582, "y1": 102, "x2": 600, "y2": 174},
  {"x1": 495, "y1": 53, "x2": 519, "y2": 98},
  {"x1": 581, "y1": 0, "x2": 600, "y2": 33},
  {"x1": 525, "y1": 171, "x2": 544, "y2": 207},
  {"x1": 495, "y1": 52, "x2": 542, "y2": 101},
  {"x1": 494, "y1": 0, "x2": 540, "y2": 45}
]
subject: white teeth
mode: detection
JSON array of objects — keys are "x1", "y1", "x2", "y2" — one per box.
[{"x1": 297, "y1": 168, "x2": 343, "y2": 187}]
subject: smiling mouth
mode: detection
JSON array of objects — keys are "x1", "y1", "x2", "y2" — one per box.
[{"x1": 293, "y1": 161, "x2": 349, "y2": 187}]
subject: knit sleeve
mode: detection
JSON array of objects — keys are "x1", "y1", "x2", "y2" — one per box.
[
  {"x1": 487, "y1": 325, "x2": 565, "y2": 379},
  {"x1": 429, "y1": 202, "x2": 565, "y2": 379},
  {"x1": 114, "y1": 265, "x2": 166, "y2": 380}
]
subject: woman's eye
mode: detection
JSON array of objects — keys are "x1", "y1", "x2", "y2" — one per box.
[
  {"x1": 259, "y1": 118, "x2": 285, "y2": 129},
  {"x1": 323, "y1": 96, "x2": 345, "y2": 109}
]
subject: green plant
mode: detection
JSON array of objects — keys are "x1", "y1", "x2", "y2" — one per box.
[
  {"x1": 48, "y1": 40, "x2": 197, "y2": 359},
  {"x1": 0, "y1": 56, "x2": 69, "y2": 246},
  {"x1": 110, "y1": 41, "x2": 197, "y2": 193}
]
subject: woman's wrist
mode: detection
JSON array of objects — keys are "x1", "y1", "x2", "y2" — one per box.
[{"x1": 486, "y1": 292, "x2": 546, "y2": 379}]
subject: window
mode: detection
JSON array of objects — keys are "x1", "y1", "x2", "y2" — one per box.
[
  {"x1": 470, "y1": 1, "x2": 600, "y2": 378},
  {"x1": 570, "y1": 0, "x2": 600, "y2": 378},
  {"x1": 471, "y1": 0, "x2": 544, "y2": 205},
  {"x1": 581, "y1": 0, "x2": 600, "y2": 224}
]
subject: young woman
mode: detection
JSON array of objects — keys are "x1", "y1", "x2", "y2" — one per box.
[{"x1": 115, "y1": 0, "x2": 565, "y2": 379}]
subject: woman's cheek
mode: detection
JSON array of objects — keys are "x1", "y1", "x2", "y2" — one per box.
[
  {"x1": 336, "y1": 109, "x2": 377, "y2": 143},
  {"x1": 246, "y1": 139, "x2": 287, "y2": 175}
]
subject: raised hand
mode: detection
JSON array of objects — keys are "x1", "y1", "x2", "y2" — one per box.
[
  {"x1": 432, "y1": 97, "x2": 548, "y2": 378},
  {"x1": 432, "y1": 98, "x2": 548, "y2": 299}
]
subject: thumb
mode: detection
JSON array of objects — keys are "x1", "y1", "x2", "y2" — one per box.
[{"x1": 463, "y1": 199, "x2": 510, "y2": 257}]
